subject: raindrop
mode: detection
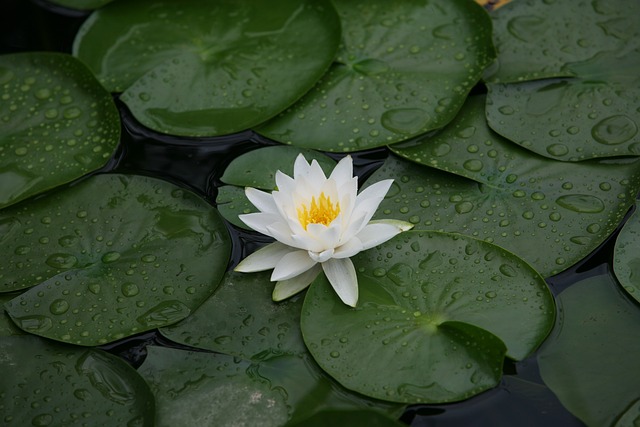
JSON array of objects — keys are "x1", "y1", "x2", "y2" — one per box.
[
  {"x1": 498, "y1": 106, "x2": 514, "y2": 115},
  {"x1": 507, "y1": 16, "x2": 546, "y2": 42},
  {"x1": 45, "y1": 253, "x2": 78, "y2": 269},
  {"x1": 49, "y1": 299, "x2": 69, "y2": 315},
  {"x1": 136, "y1": 300, "x2": 190, "y2": 327},
  {"x1": 381, "y1": 108, "x2": 429, "y2": 135},
  {"x1": 121, "y1": 282, "x2": 139, "y2": 297},
  {"x1": 546, "y1": 143, "x2": 569, "y2": 156},
  {"x1": 31, "y1": 413, "x2": 53, "y2": 426},
  {"x1": 455, "y1": 201, "x2": 474, "y2": 214},
  {"x1": 499, "y1": 264, "x2": 517, "y2": 277},
  {"x1": 592, "y1": 115, "x2": 638, "y2": 145},
  {"x1": 353, "y1": 59, "x2": 390, "y2": 76},
  {"x1": 101, "y1": 251, "x2": 121, "y2": 263},
  {"x1": 556, "y1": 194, "x2": 605, "y2": 213},
  {"x1": 463, "y1": 159, "x2": 483, "y2": 172}
]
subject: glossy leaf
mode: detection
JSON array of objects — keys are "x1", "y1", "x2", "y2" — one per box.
[
  {"x1": 73, "y1": 0, "x2": 341, "y2": 136},
  {"x1": 257, "y1": 0, "x2": 495, "y2": 151},
  {"x1": 613, "y1": 202, "x2": 640, "y2": 303},
  {"x1": 538, "y1": 272, "x2": 640, "y2": 426},
  {"x1": 302, "y1": 231, "x2": 554, "y2": 403},
  {"x1": 2, "y1": 173, "x2": 230, "y2": 345},
  {"x1": 139, "y1": 346, "x2": 401, "y2": 427},
  {"x1": 0, "y1": 52, "x2": 120, "y2": 209},
  {"x1": 485, "y1": 0, "x2": 640, "y2": 161},
  {"x1": 0, "y1": 293, "x2": 23, "y2": 337},
  {"x1": 387, "y1": 96, "x2": 640, "y2": 277},
  {"x1": 0, "y1": 335, "x2": 154, "y2": 426}
]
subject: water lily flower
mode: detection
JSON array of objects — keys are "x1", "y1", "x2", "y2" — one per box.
[{"x1": 234, "y1": 153, "x2": 413, "y2": 307}]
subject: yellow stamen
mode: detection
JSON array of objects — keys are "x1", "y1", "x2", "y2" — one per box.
[{"x1": 297, "y1": 192, "x2": 340, "y2": 230}]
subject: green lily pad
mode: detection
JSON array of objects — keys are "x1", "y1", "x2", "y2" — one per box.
[
  {"x1": 139, "y1": 346, "x2": 401, "y2": 427},
  {"x1": 73, "y1": 0, "x2": 341, "y2": 136},
  {"x1": 160, "y1": 271, "x2": 308, "y2": 358},
  {"x1": 613, "y1": 201, "x2": 640, "y2": 303},
  {"x1": 216, "y1": 146, "x2": 335, "y2": 228},
  {"x1": 537, "y1": 272, "x2": 640, "y2": 427},
  {"x1": 0, "y1": 293, "x2": 23, "y2": 337},
  {"x1": 286, "y1": 409, "x2": 405, "y2": 427},
  {"x1": 485, "y1": 0, "x2": 640, "y2": 161},
  {"x1": 1, "y1": 173, "x2": 230, "y2": 345},
  {"x1": 0, "y1": 335, "x2": 154, "y2": 426},
  {"x1": 387, "y1": 96, "x2": 640, "y2": 277},
  {"x1": 0, "y1": 52, "x2": 120, "y2": 209},
  {"x1": 48, "y1": 0, "x2": 114, "y2": 10},
  {"x1": 301, "y1": 231, "x2": 554, "y2": 403},
  {"x1": 256, "y1": 0, "x2": 495, "y2": 152}
]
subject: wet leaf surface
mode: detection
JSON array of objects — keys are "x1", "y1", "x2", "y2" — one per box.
[
  {"x1": 0, "y1": 53, "x2": 120, "y2": 209},
  {"x1": 613, "y1": 201, "x2": 640, "y2": 303},
  {"x1": 387, "y1": 96, "x2": 640, "y2": 277},
  {"x1": 73, "y1": 0, "x2": 341, "y2": 136},
  {"x1": 257, "y1": 0, "x2": 494, "y2": 151},
  {"x1": 2, "y1": 174, "x2": 230, "y2": 345}
]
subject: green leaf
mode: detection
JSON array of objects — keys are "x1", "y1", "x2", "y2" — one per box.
[
  {"x1": 2, "y1": 173, "x2": 230, "y2": 345},
  {"x1": 0, "y1": 53, "x2": 120, "y2": 209},
  {"x1": 0, "y1": 293, "x2": 23, "y2": 337},
  {"x1": 285, "y1": 409, "x2": 405, "y2": 427},
  {"x1": 216, "y1": 146, "x2": 335, "y2": 228},
  {"x1": 47, "y1": 0, "x2": 114, "y2": 10},
  {"x1": 485, "y1": 0, "x2": 640, "y2": 161},
  {"x1": 301, "y1": 231, "x2": 554, "y2": 403},
  {"x1": 221, "y1": 146, "x2": 336, "y2": 190},
  {"x1": 387, "y1": 96, "x2": 640, "y2": 277},
  {"x1": 139, "y1": 346, "x2": 401, "y2": 427},
  {"x1": 537, "y1": 272, "x2": 640, "y2": 427},
  {"x1": 613, "y1": 202, "x2": 640, "y2": 303},
  {"x1": 160, "y1": 271, "x2": 308, "y2": 358},
  {"x1": 256, "y1": 0, "x2": 495, "y2": 151},
  {"x1": 0, "y1": 335, "x2": 154, "y2": 426},
  {"x1": 73, "y1": 0, "x2": 341, "y2": 136}
]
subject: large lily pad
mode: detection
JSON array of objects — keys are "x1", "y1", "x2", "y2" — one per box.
[
  {"x1": 0, "y1": 335, "x2": 154, "y2": 426},
  {"x1": 485, "y1": 0, "x2": 640, "y2": 161},
  {"x1": 613, "y1": 201, "x2": 640, "y2": 303},
  {"x1": 139, "y1": 346, "x2": 400, "y2": 427},
  {"x1": 256, "y1": 0, "x2": 495, "y2": 151},
  {"x1": 301, "y1": 231, "x2": 554, "y2": 403},
  {"x1": 1, "y1": 173, "x2": 230, "y2": 345},
  {"x1": 73, "y1": 0, "x2": 341, "y2": 136},
  {"x1": 537, "y1": 272, "x2": 640, "y2": 426},
  {"x1": 0, "y1": 52, "x2": 120, "y2": 209},
  {"x1": 387, "y1": 96, "x2": 640, "y2": 277}
]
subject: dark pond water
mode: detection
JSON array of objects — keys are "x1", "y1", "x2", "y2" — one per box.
[{"x1": 2, "y1": 0, "x2": 610, "y2": 425}]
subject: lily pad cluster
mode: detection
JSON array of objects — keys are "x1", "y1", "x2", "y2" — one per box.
[{"x1": 2, "y1": 0, "x2": 640, "y2": 425}]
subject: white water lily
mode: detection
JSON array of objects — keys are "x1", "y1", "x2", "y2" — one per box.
[{"x1": 234, "y1": 153, "x2": 413, "y2": 307}]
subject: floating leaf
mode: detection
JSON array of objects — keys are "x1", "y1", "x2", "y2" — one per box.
[
  {"x1": 2, "y1": 173, "x2": 230, "y2": 345},
  {"x1": 302, "y1": 231, "x2": 554, "y2": 403},
  {"x1": 387, "y1": 96, "x2": 640, "y2": 277},
  {"x1": 538, "y1": 272, "x2": 640, "y2": 426},
  {"x1": 0, "y1": 335, "x2": 154, "y2": 426},
  {"x1": 485, "y1": 0, "x2": 640, "y2": 161},
  {"x1": 0, "y1": 52, "x2": 120, "y2": 209},
  {"x1": 73, "y1": 0, "x2": 341, "y2": 136},
  {"x1": 613, "y1": 202, "x2": 640, "y2": 303},
  {"x1": 216, "y1": 146, "x2": 335, "y2": 228},
  {"x1": 139, "y1": 346, "x2": 401, "y2": 427},
  {"x1": 256, "y1": 0, "x2": 494, "y2": 151}
]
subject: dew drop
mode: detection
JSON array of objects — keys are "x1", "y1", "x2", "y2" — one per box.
[
  {"x1": 592, "y1": 115, "x2": 637, "y2": 145},
  {"x1": 547, "y1": 143, "x2": 569, "y2": 156},
  {"x1": 45, "y1": 253, "x2": 78, "y2": 269},
  {"x1": 556, "y1": 194, "x2": 605, "y2": 213},
  {"x1": 381, "y1": 108, "x2": 429, "y2": 135},
  {"x1": 463, "y1": 159, "x2": 483, "y2": 172},
  {"x1": 49, "y1": 299, "x2": 69, "y2": 315},
  {"x1": 121, "y1": 282, "x2": 139, "y2": 297}
]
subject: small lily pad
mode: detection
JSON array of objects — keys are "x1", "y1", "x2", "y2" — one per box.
[
  {"x1": 73, "y1": 0, "x2": 341, "y2": 136},
  {"x1": 538, "y1": 272, "x2": 640, "y2": 426},
  {"x1": 0, "y1": 335, "x2": 154, "y2": 426},
  {"x1": 257, "y1": 0, "x2": 495, "y2": 151},
  {"x1": 0, "y1": 52, "x2": 120, "y2": 209},
  {"x1": 302, "y1": 231, "x2": 554, "y2": 403},
  {"x1": 613, "y1": 201, "x2": 640, "y2": 303},
  {"x1": 2, "y1": 173, "x2": 230, "y2": 345},
  {"x1": 387, "y1": 95, "x2": 640, "y2": 277}
]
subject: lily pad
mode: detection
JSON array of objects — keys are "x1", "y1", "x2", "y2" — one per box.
[
  {"x1": 537, "y1": 272, "x2": 640, "y2": 426},
  {"x1": 387, "y1": 96, "x2": 640, "y2": 277},
  {"x1": 216, "y1": 146, "x2": 335, "y2": 228},
  {"x1": 160, "y1": 270, "x2": 308, "y2": 358},
  {"x1": 256, "y1": 0, "x2": 495, "y2": 151},
  {"x1": 73, "y1": 0, "x2": 341, "y2": 136},
  {"x1": 139, "y1": 346, "x2": 401, "y2": 427},
  {"x1": 0, "y1": 293, "x2": 23, "y2": 337},
  {"x1": 301, "y1": 231, "x2": 554, "y2": 403},
  {"x1": 0, "y1": 52, "x2": 120, "y2": 209},
  {"x1": 485, "y1": 0, "x2": 640, "y2": 161},
  {"x1": 613, "y1": 202, "x2": 640, "y2": 303},
  {"x1": 1, "y1": 173, "x2": 230, "y2": 345},
  {"x1": 47, "y1": 0, "x2": 114, "y2": 10},
  {"x1": 0, "y1": 335, "x2": 154, "y2": 426}
]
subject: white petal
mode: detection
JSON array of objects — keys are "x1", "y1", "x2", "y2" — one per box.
[
  {"x1": 333, "y1": 237, "x2": 363, "y2": 259},
  {"x1": 357, "y1": 220, "x2": 413, "y2": 250},
  {"x1": 322, "y1": 258, "x2": 358, "y2": 307},
  {"x1": 308, "y1": 248, "x2": 334, "y2": 263},
  {"x1": 272, "y1": 264, "x2": 322, "y2": 301},
  {"x1": 234, "y1": 242, "x2": 293, "y2": 273},
  {"x1": 357, "y1": 179, "x2": 394, "y2": 204},
  {"x1": 239, "y1": 212, "x2": 283, "y2": 237},
  {"x1": 265, "y1": 222, "x2": 297, "y2": 247},
  {"x1": 275, "y1": 170, "x2": 296, "y2": 195},
  {"x1": 245, "y1": 187, "x2": 277, "y2": 214},
  {"x1": 272, "y1": 250, "x2": 318, "y2": 281},
  {"x1": 308, "y1": 159, "x2": 328, "y2": 185},
  {"x1": 329, "y1": 155, "x2": 353, "y2": 186},
  {"x1": 293, "y1": 153, "x2": 311, "y2": 180}
]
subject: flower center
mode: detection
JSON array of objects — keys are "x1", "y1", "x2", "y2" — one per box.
[{"x1": 297, "y1": 192, "x2": 340, "y2": 230}]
